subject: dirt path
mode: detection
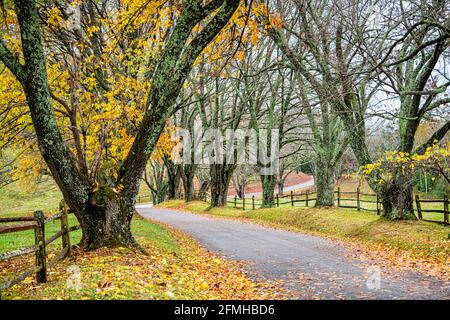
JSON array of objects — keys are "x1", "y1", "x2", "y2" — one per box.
[{"x1": 137, "y1": 205, "x2": 449, "y2": 300}]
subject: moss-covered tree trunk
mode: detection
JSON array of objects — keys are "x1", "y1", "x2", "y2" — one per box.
[
  {"x1": 314, "y1": 159, "x2": 334, "y2": 207},
  {"x1": 343, "y1": 113, "x2": 418, "y2": 219},
  {"x1": 261, "y1": 175, "x2": 276, "y2": 208},
  {"x1": 167, "y1": 174, "x2": 181, "y2": 200},
  {"x1": 210, "y1": 164, "x2": 233, "y2": 207},
  {"x1": 76, "y1": 189, "x2": 137, "y2": 250},
  {"x1": 381, "y1": 180, "x2": 415, "y2": 220},
  {"x1": 164, "y1": 157, "x2": 181, "y2": 200},
  {"x1": 0, "y1": 0, "x2": 240, "y2": 250},
  {"x1": 181, "y1": 164, "x2": 196, "y2": 202}
]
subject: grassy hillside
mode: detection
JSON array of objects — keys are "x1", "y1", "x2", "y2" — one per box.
[
  {"x1": 0, "y1": 178, "x2": 153, "y2": 218},
  {"x1": 0, "y1": 180, "x2": 63, "y2": 217}
]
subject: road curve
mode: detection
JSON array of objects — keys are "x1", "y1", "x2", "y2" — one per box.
[
  {"x1": 237, "y1": 177, "x2": 315, "y2": 197},
  {"x1": 137, "y1": 205, "x2": 449, "y2": 300}
]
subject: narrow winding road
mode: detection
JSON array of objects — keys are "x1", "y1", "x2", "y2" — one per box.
[
  {"x1": 137, "y1": 205, "x2": 449, "y2": 300},
  {"x1": 240, "y1": 177, "x2": 315, "y2": 197}
]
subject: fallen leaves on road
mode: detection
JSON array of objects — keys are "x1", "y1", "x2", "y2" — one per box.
[{"x1": 342, "y1": 240, "x2": 450, "y2": 281}]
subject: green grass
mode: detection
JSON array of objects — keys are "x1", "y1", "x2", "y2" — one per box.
[
  {"x1": 0, "y1": 179, "x2": 158, "y2": 254},
  {"x1": 131, "y1": 216, "x2": 179, "y2": 255},
  {"x1": 0, "y1": 179, "x2": 63, "y2": 217},
  {"x1": 0, "y1": 215, "x2": 180, "y2": 256},
  {"x1": 0, "y1": 215, "x2": 82, "y2": 254},
  {"x1": 0, "y1": 180, "x2": 160, "y2": 255},
  {"x1": 0, "y1": 182, "x2": 183, "y2": 299},
  {"x1": 0, "y1": 178, "x2": 152, "y2": 217}
]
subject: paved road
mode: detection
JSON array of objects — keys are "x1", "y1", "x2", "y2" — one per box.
[
  {"x1": 137, "y1": 205, "x2": 449, "y2": 300},
  {"x1": 238, "y1": 177, "x2": 315, "y2": 197}
]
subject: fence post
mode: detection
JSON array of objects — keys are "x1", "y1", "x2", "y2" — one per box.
[
  {"x1": 337, "y1": 187, "x2": 341, "y2": 207},
  {"x1": 243, "y1": 197, "x2": 245, "y2": 211},
  {"x1": 376, "y1": 193, "x2": 380, "y2": 215},
  {"x1": 444, "y1": 195, "x2": 449, "y2": 225},
  {"x1": 61, "y1": 207, "x2": 71, "y2": 257},
  {"x1": 34, "y1": 211, "x2": 47, "y2": 284},
  {"x1": 276, "y1": 194, "x2": 279, "y2": 207},
  {"x1": 305, "y1": 191, "x2": 309, "y2": 207},
  {"x1": 356, "y1": 187, "x2": 361, "y2": 211},
  {"x1": 415, "y1": 195, "x2": 423, "y2": 220},
  {"x1": 234, "y1": 196, "x2": 237, "y2": 208},
  {"x1": 252, "y1": 196, "x2": 255, "y2": 210},
  {"x1": 291, "y1": 191, "x2": 294, "y2": 206}
]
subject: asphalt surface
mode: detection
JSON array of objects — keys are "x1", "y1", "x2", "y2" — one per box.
[
  {"x1": 137, "y1": 205, "x2": 449, "y2": 300},
  {"x1": 239, "y1": 178, "x2": 315, "y2": 197}
]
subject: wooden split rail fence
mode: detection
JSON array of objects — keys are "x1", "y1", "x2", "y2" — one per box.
[
  {"x1": 226, "y1": 187, "x2": 449, "y2": 226},
  {"x1": 0, "y1": 208, "x2": 80, "y2": 291},
  {"x1": 227, "y1": 190, "x2": 318, "y2": 210},
  {"x1": 415, "y1": 194, "x2": 449, "y2": 225},
  {"x1": 334, "y1": 187, "x2": 381, "y2": 214}
]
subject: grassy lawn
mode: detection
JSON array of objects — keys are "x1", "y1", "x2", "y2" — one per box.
[
  {"x1": 0, "y1": 182, "x2": 276, "y2": 300},
  {"x1": 0, "y1": 179, "x2": 153, "y2": 254},
  {"x1": 0, "y1": 180, "x2": 63, "y2": 217},
  {"x1": 158, "y1": 200, "x2": 450, "y2": 279}
]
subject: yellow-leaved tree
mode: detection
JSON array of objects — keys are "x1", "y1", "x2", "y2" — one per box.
[{"x1": 0, "y1": 0, "x2": 243, "y2": 250}]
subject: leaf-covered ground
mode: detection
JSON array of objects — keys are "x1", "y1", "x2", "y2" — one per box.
[
  {"x1": 0, "y1": 216, "x2": 282, "y2": 300},
  {"x1": 0, "y1": 182, "x2": 285, "y2": 300},
  {"x1": 158, "y1": 201, "x2": 450, "y2": 281}
]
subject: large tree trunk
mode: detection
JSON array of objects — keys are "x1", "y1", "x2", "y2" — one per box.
[
  {"x1": 0, "y1": 0, "x2": 243, "y2": 250},
  {"x1": 344, "y1": 118, "x2": 415, "y2": 218},
  {"x1": 181, "y1": 164, "x2": 195, "y2": 202},
  {"x1": 210, "y1": 184, "x2": 229, "y2": 207},
  {"x1": 314, "y1": 160, "x2": 334, "y2": 207},
  {"x1": 380, "y1": 174, "x2": 415, "y2": 220},
  {"x1": 166, "y1": 164, "x2": 181, "y2": 200},
  {"x1": 261, "y1": 175, "x2": 276, "y2": 208},
  {"x1": 210, "y1": 164, "x2": 233, "y2": 207},
  {"x1": 73, "y1": 188, "x2": 136, "y2": 250}
]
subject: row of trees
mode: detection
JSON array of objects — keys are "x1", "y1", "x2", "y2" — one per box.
[
  {"x1": 0, "y1": 0, "x2": 449, "y2": 250},
  {"x1": 149, "y1": 0, "x2": 449, "y2": 219},
  {"x1": 0, "y1": 0, "x2": 242, "y2": 249}
]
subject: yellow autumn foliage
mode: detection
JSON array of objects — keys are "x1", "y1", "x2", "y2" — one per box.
[
  {"x1": 0, "y1": 0, "x2": 259, "y2": 191},
  {"x1": 360, "y1": 143, "x2": 450, "y2": 185}
]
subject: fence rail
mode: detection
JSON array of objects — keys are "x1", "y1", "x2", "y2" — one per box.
[
  {"x1": 415, "y1": 194, "x2": 449, "y2": 225},
  {"x1": 137, "y1": 193, "x2": 152, "y2": 203},
  {"x1": 0, "y1": 207, "x2": 80, "y2": 291},
  {"x1": 226, "y1": 187, "x2": 449, "y2": 226}
]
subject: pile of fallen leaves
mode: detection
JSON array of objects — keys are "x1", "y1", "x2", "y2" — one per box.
[
  {"x1": 0, "y1": 226, "x2": 283, "y2": 300},
  {"x1": 342, "y1": 238, "x2": 450, "y2": 280}
]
